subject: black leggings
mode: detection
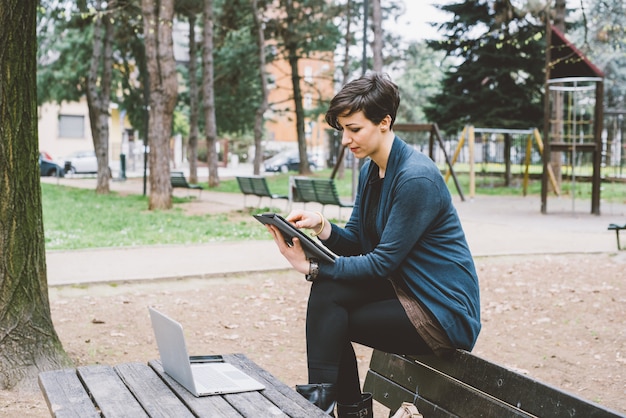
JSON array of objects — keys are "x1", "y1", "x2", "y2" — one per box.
[{"x1": 305, "y1": 277, "x2": 433, "y2": 404}]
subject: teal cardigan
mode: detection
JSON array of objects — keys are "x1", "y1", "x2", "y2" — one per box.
[{"x1": 319, "y1": 137, "x2": 481, "y2": 350}]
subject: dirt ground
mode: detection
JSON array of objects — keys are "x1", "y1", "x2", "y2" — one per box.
[{"x1": 1, "y1": 252, "x2": 625, "y2": 417}]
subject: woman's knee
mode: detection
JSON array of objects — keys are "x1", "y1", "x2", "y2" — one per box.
[
  {"x1": 309, "y1": 278, "x2": 396, "y2": 310},
  {"x1": 308, "y1": 279, "x2": 342, "y2": 309}
]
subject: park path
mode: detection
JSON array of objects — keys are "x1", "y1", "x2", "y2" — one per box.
[{"x1": 41, "y1": 172, "x2": 626, "y2": 286}]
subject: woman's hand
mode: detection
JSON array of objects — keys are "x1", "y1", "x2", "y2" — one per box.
[
  {"x1": 286, "y1": 210, "x2": 330, "y2": 240},
  {"x1": 266, "y1": 225, "x2": 309, "y2": 274}
]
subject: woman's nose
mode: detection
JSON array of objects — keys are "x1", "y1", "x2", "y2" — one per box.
[{"x1": 341, "y1": 131, "x2": 351, "y2": 146}]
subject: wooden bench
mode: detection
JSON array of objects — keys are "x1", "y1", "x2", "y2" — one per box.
[
  {"x1": 608, "y1": 223, "x2": 625, "y2": 250},
  {"x1": 292, "y1": 177, "x2": 353, "y2": 217},
  {"x1": 39, "y1": 353, "x2": 328, "y2": 418},
  {"x1": 236, "y1": 176, "x2": 288, "y2": 208},
  {"x1": 363, "y1": 349, "x2": 622, "y2": 418},
  {"x1": 170, "y1": 171, "x2": 203, "y2": 198}
]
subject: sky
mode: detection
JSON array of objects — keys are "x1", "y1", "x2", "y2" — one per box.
[{"x1": 386, "y1": 1, "x2": 451, "y2": 42}]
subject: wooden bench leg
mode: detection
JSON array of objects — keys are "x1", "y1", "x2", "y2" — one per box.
[{"x1": 609, "y1": 224, "x2": 625, "y2": 250}]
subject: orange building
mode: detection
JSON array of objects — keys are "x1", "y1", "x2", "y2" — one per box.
[{"x1": 264, "y1": 52, "x2": 336, "y2": 162}]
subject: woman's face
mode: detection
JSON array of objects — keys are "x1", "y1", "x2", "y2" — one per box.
[{"x1": 338, "y1": 110, "x2": 390, "y2": 160}]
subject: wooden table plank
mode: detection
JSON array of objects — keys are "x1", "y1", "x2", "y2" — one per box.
[
  {"x1": 149, "y1": 358, "x2": 287, "y2": 417},
  {"x1": 114, "y1": 362, "x2": 195, "y2": 418},
  {"x1": 40, "y1": 355, "x2": 326, "y2": 418},
  {"x1": 223, "y1": 390, "x2": 288, "y2": 417},
  {"x1": 225, "y1": 354, "x2": 328, "y2": 418},
  {"x1": 38, "y1": 368, "x2": 100, "y2": 418},
  {"x1": 148, "y1": 360, "x2": 244, "y2": 418},
  {"x1": 77, "y1": 365, "x2": 149, "y2": 418}
]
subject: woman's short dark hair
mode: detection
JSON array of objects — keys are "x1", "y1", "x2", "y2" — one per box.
[{"x1": 325, "y1": 72, "x2": 400, "y2": 131}]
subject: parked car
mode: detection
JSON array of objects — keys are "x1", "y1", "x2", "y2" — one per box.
[
  {"x1": 263, "y1": 150, "x2": 318, "y2": 173},
  {"x1": 63, "y1": 150, "x2": 98, "y2": 174},
  {"x1": 39, "y1": 152, "x2": 64, "y2": 177}
]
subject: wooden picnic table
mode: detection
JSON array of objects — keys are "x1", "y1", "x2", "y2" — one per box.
[{"x1": 38, "y1": 353, "x2": 327, "y2": 417}]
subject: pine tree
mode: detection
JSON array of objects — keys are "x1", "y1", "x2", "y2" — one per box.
[{"x1": 424, "y1": 0, "x2": 546, "y2": 134}]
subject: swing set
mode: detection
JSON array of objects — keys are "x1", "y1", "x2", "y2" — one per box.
[
  {"x1": 443, "y1": 125, "x2": 561, "y2": 199},
  {"x1": 437, "y1": 26, "x2": 606, "y2": 214}
]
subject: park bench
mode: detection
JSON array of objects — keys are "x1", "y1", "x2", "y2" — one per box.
[
  {"x1": 236, "y1": 176, "x2": 288, "y2": 208},
  {"x1": 170, "y1": 171, "x2": 203, "y2": 198},
  {"x1": 292, "y1": 177, "x2": 353, "y2": 217},
  {"x1": 363, "y1": 349, "x2": 622, "y2": 418},
  {"x1": 608, "y1": 223, "x2": 625, "y2": 250},
  {"x1": 38, "y1": 353, "x2": 328, "y2": 418}
]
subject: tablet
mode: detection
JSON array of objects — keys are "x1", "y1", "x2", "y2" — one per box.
[{"x1": 253, "y1": 213, "x2": 336, "y2": 263}]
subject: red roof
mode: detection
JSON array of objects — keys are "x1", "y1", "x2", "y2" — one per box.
[{"x1": 549, "y1": 25, "x2": 604, "y2": 79}]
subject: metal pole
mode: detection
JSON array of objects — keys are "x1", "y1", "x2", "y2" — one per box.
[{"x1": 143, "y1": 105, "x2": 149, "y2": 196}]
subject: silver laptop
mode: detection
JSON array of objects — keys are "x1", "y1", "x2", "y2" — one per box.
[{"x1": 148, "y1": 307, "x2": 265, "y2": 397}]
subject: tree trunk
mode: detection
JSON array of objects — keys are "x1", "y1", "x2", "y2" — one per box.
[
  {"x1": 288, "y1": 50, "x2": 310, "y2": 175},
  {"x1": 335, "y1": 0, "x2": 353, "y2": 180},
  {"x1": 251, "y1": 0, "x2": 269, "y2": 176},
  {"x1": 341, "y1": 0, "x2": 352, "y2": 85},
  {"x1": 0, "y1": 0, "x2": 71, "y2": 390},
  {"x1": 553, "y1": 0, "x2": 566, "y2": 32},
  {"x1": 371, "y1": 0, "x2": 383, "y2": 72},
  {"x1": 550, "y1": 0, "x2": 567, "y2": 189},
  {"x1": 188, "y1": 12, "x2": 200, "y2": 184},
  {"x1": 202, "y1": 0, "x2": 220, "y2": 187},
  {"x1": 142, "y1": 0, "x2": 179, "y2": 210},
  {"x1": 86, "y1": 1, "x2": 114, "y2": 194},
  {"x1": 284, "y1": 0, "x2": 310, "y2": 175}
]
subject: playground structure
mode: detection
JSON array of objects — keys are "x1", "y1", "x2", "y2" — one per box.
[
  {"x1": 542, "y1": 25, "x2": 605, "y2": 215},
  {"x1": 330, "y1": 123, "x2": 467, "y2": 202},
  {"x1": 543, "y1": 76, "x2": 603, "y2": 214},
  {"x1": 443, "y1": 126, "x2": 557, "y2": 199},
  {"x1": 390, "y1": 124, "x2": 557, "y2": 201},
  {"x1": 393, "y1": 123, "x2": 465, "y2": 201},
  {"x1": 434, "y1": 26, "x2": 613, "y2": 214},
  {"x1": 331, "y1": 119, "x2": 622, "y2": 211}
]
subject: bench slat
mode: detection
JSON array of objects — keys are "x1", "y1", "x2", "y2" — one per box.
[
  {"x1": 369, "y1": 351, "x2": 533, "y2": 417},
  {"x1": 293, "y1": 177, "x2": 353, "y2": 208},
  {"x1": 115, "y1": 362, "x2": 195, "y2": 418},
  {"x1": 312, "y1": 179, "x2": 350, "y2": 207},
  {"x1": 367, "y1": 350, "x2": 623, "y2": 418},
  {"x1": 171, "y1": 172, "x2": 202, "y2": 197},
  {"x1": 77, "y1": 365, "x2": 149, "y2": 417},
  {"x1": 38, "y1": 368, "x2": 100, "y2": 418},
  {"x1": 364, "y1": 370, "x2": 458, "y2": 418},
  {"x1": 236, "y1": 176, "x2": 288, "y2": 207},
  {"x1": 407, "y1": 351, "x2": 624, "y2": 418},
  {"x1": 292, "y1": 177, "x2": 317, "y2": 203},
  {"x1": 148, "y1": 359, "x2": 244, "y2": 417}
]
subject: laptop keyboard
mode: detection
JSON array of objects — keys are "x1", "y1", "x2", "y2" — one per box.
[{"x1": 193, "y1": 366, "x2": 237, "y2": 390}]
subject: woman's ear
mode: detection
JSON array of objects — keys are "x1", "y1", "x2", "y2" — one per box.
[{"x1": 379, "y1": 115, "x2": 392, "y2": 132}]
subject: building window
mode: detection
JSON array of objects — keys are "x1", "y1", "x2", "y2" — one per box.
[
  {"x1": 304, "y1": 66, "x2": 313, "y2": 83},
  {"x1": 304, "y1": 93, "x2": 312, "y2": 110},
  {"x1": 58, "y1": 115, "x2": 85, "y2": 138}
]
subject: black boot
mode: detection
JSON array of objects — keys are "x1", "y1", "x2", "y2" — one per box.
[
  {"x1": 296, "y1": 383, "x2": 337, "y2": 416},
  {"x1": 336, "y1": 392, "x2": 373, "y2": 418}
]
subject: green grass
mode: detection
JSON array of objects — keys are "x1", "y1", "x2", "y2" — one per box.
[
  {"x1": 41, "y1": 184, "x2": 271, "y2": 250},
  {"x1": 42, "y1": 169, "x2": 624, "y2": 251},
  {"x1": 216, "y1": 168, "x2": 625, "y2": 201}
]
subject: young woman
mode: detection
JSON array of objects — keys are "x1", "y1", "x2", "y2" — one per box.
[{"x1": 266, "y1": 72, "x2": 481, "y2": 417}]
